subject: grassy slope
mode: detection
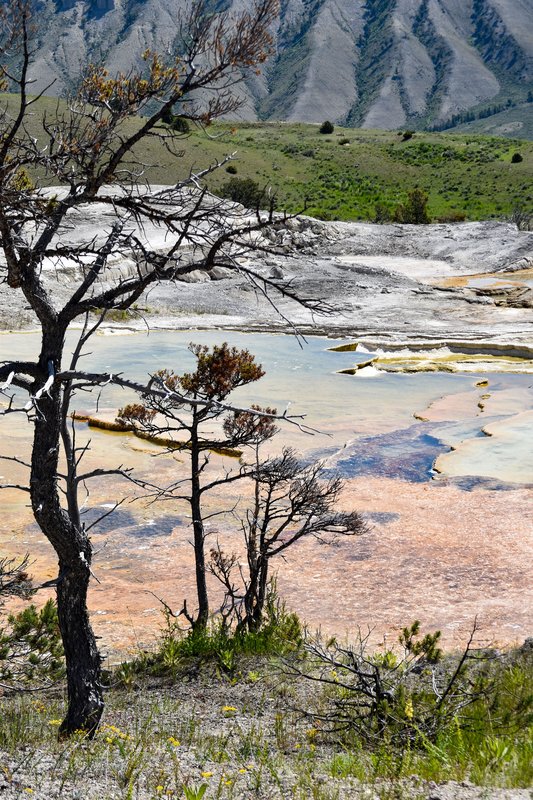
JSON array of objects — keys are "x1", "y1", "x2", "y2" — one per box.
[
  {"x1": 2, "y1": 93, "x2": 533, "y2": 222},
  {"x1": 451, "y1": 103, "x2": 533, "y2": 141},
  {"x1": 0, "y1": 651, "x2": 531, "y2": 799},
  {"x1": 152, "y1": 123, "x2": 533, "y2": 222}
]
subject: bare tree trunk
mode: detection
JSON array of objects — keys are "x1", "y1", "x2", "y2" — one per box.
[
  {"x1": 254, "y1": 556, "x2": 269, "y2": 630},
  {"x1": 30, "y1": 329, "x2": 103, "y2": 736},
  {"x1": 242, "y1": 568, "x2": 258, "y2": 632},
  {"x1": 190, "y1": 417, "x2": 209, "y2": 628},
  {"x1": 56, "y1": 558, "x2": 103, "y2": 736}
]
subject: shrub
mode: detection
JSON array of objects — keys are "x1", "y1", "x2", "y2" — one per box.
[
  {"x1": 511, "y1": 152, "x2": 523, "y2": 163},
  {"x1": 0, "y1": 601, "x2": 64, "y2": 688},
  {"x1": 510, "y1": 205, "x2": 533, "y2": 230},
  {"x1": 0, "y1": 556, "x2": 64, "y2": 690},
  {"x1": 374, "y1": 202, "x2": 392, "y2": 223},
  {"x1": 161, "y1": 110, "x2": 190, "y2": 133},
  {"x1": 338, "y1": 138, "x2": 350, "y2": 146},
  {"x1": 402, "y1": 130, "x2": 415, "y2": 141},
  {"x1": 436, "y1": 211, "x2": 467, "y2": 223},
  {"x1": 225, "y1": 164, "x2": 238, "y2": 174},
  {"x1": 219, "y1": 176, "x2": 263, "y2": 208},
  {"x1": 393, "y1": 187, "x2": 431, "y2": 224},
  {"x1": 319, "y1": 120, "x2": 334, "y2": 134},
  {"x1": 127, "y1": 586, "x2": 302, "y2": 681}
]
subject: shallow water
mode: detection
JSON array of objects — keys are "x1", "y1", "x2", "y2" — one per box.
[
  {"x1": 3, "y1": 329, "x2": 530, "y2": 453},
  {"x1": 1, "y1": 329, "x2": 532, "y2": 652},
  {"x1": 2, "y1": 329, "x2": 533, "y2": 483}
]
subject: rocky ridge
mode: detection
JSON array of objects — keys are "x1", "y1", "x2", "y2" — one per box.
[{"x1": 23, "y1": 0, "x2": 533, "y2": 131}]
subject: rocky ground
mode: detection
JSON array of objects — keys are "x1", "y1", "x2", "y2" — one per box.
[
  {"x1": 0, "y1": 668, "x2": 531, "y2": 800},
  {"x1": 0, "y1": 210, "x2": 532, "y2": 350}
]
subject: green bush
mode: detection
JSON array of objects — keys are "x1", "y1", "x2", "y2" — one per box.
[
  {"x1": 0, "y1": 556, "x2": 64, "y2": 690},
  {"x1": 393, "y1": 187, "x2": 431, "y2": 224},
  {"x1": 511, "y1": 152, "x2": 523, "y2": 163},
  {"x1": 0, "y1": 599, "x2": 64, "y2": 688},
  {"x1": 374, "y1": 202, "x2": 392, "y2": 223},
  {"x1": 303, "y1": 620, "x2": 533, "y2": 787},
  {"x1": 319, "y1": 120, "x2": 334, "y2": 134},
  {"x1": 219, "y1": 176, "x2": 263, "y2": 208},
  {"x1": 161, "y1": 110, "x2": 190, "y2": 133},
  {"x1": 124, "y1": 589, "x2": 302, "y2": 682}
]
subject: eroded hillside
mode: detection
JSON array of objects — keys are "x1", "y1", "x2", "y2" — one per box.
[{"x1": 26, "y1": 0, "x2": 533, "y2": 131}]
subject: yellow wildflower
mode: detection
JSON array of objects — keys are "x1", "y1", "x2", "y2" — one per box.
[
  {"x1": 48, "y1": 719, "x2": 62, "y2": 726},
  {"x1": 404, "y1": 699, "x2": 414, "y2": 720},
  {"x1": 201, "y1": 771, "x2": 213, "y2": 778},
  {"x1": 238, "y1": 768, "x2": 247, "y2": 774},
  {"x1": 167, "y1": 736, "x2": 181, "y2": 747},
  {"x1": 23, "y1": 790, "x2": 34, "y2": 795},
  {"x1": 221, "y1": 705, "x2": 237, "y2": 713}
]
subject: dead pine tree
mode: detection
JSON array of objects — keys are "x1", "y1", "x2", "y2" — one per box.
[
  {"x1": 117, "y1": 342, "x2": 279, "y2": 630},
  {"x1": 0, "y1": 0, "x2": 318, "y2": 736},
  {"x1": 210, "y1": 447, "x2": 367, "y2": 633}
]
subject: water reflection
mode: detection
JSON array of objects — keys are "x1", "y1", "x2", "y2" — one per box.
[
  {"x1": 2, "y1": 328, "x2": 532, "y2": 482},
  {"x1": 2, "y1": 330, "x2": 532, "y2": 651},
  {"x1": 326, "y1": 424, "x2": 446, "y2": 483}
]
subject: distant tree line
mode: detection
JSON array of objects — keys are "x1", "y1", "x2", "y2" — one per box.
[{"x1": 429, "y1": 95, "x2": 531, "y2": 133}]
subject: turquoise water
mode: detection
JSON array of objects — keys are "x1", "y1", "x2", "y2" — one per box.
[{"x1": 2, "y1": 329, "x2": 532, "y2": 481}]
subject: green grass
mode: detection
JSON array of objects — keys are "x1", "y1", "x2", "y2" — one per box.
[
  {"x1": 0, "y1": 645, "x2": 531, "y2": 799},
  {"x1": 2, "y1": 92, "x2": 532, "y2": 222}
]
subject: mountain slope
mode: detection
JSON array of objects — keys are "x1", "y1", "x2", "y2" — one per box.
[{"x1": 24, "y1": 0, "x2": 533, "y2": 131}]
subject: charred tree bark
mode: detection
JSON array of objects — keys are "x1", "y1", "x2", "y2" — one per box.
[
  {"x1": 29, "y1": 328, "x2": 103, "y2": 736},
  {"x1": 190, "y1": 414, "x2": 209, "y2": 629}
]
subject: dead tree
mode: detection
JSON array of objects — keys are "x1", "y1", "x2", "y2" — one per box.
[
  {"x1": 0, "y1": 0, "x2": 298, "y2": 735},
  {"x1": 117, "y1": 342, "x2": 278, "y2": 629},
  {"x1": 290, "y1": 620, "x2": 490, "y2": 747},
  {"x1": 210, "y1": 447, "x2": 367, "y2": 633}
]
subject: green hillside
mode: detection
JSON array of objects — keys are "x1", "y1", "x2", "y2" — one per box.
[
  {"x1": 2, "y1": 94, "x2": 532, "y2": 222},
  {"x1": 450, "y1": 102, "x2": 533, "y2": 141},
  {"x1": 191, "y1": 123, "x2": 533, "y2": 222}
]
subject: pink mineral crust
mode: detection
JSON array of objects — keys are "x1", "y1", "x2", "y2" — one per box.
[
  {"x1": 275, "y1": 476, "x2": 532, "y2": 649},
  {"x1": 3, "y1": 475, "x2": 530, "y2": 658}
]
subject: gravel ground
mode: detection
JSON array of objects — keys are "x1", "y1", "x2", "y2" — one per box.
[{"x1": 0, "y1": 668, "x2": 531, "y2": 800}]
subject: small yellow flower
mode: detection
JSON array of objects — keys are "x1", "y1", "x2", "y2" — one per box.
[
  {"x1": 221, "y1": 705, "x2": 237, "y2": 713},
  {"x1": 201, "y1": 771, "x2": 213, "y2": 778},
  {"x1": 156, "y1": 787, "x2": 164, "y2": 794},
  {"x1": 167, "y1": 736, "x2": 180, "y2": 747},
  {"x1": 238, "y1": 768, "x2": 247, "y2": 774},
  {"x1": 23, "y1": 790, "x2": 34, "y2": 795},
  {"x1": 224, "y1": 779, "x2": 232, "y2": 786},
  {"x1": 404, "y1": 699, "x2": 414, "y2": 720},
  {"x1": 306, "y1": 727, "x2": 318, "y2": 741},
  {"x1": 48, "y1": 719, "x2": 62, "y2": 726}
]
